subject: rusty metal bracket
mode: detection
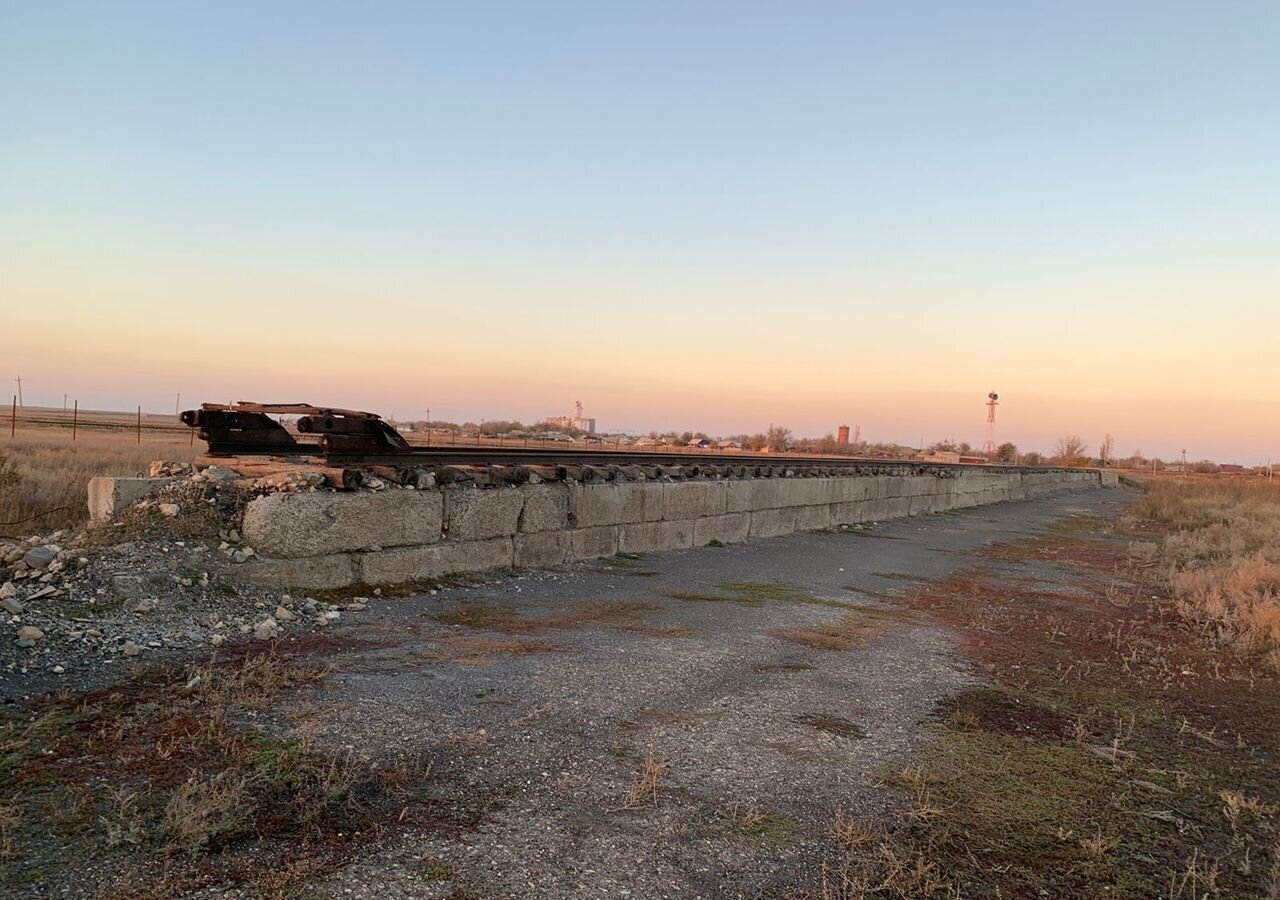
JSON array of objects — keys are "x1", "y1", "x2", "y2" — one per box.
[
  {"x1": 179, "y1": 402, "x2": 393, "y2": 457},
  {"x1": 296, "y1": 410, "x2": 412, "y2": 455},
  {"x1": 179, "y1": 404, "x2": 305, "y2": 456}
]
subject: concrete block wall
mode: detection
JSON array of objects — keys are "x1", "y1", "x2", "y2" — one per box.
[{"x1": 233, "y1": 467, "x2": 1108, "y2": 590}]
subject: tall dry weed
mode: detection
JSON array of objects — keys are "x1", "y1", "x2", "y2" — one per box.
[{"x1": 1134, "y1": 479, "x2": 1280, "y2": 671}]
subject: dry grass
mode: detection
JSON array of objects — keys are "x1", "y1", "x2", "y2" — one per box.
[
  {"x1": 0, "y1": 427, "x2": 198, "y2": 534},
  {"x1": 415, "y1": 635, "x2": 564, "y2": 666},
  {"x1": 1130, "y1": 479, "x2": 1280, "y2": 671},
  {"x1": 816, "y1": 816, "x2": 957, "y2": 900},
  {"x1": 615, "y1": 751, "x2": 667, "y2": 810},
  {"x1": 0, "y1": 648, "x2": 430, "y2": 894},
  {"x1": 722, "y1": 803, "x2": 793, "y2": 841},
  {"x1": 795, "y1": 491, "x2": 1280, "y2": 900},
  {"x1": 769, "y1": 608, "x2": 886, "y2": 651}
]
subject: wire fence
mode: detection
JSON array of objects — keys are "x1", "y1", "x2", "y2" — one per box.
[{"x1": 2, "y1": 399, "x2": 903, "y2": 461}]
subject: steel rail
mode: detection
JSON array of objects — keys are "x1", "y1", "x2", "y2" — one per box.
[
  {"x1": 180, "y1": 403, "x2": 1078, "y2": 473},
  {"x1": 318, "y1": 445, "x2": 1053, "y2": 472}
]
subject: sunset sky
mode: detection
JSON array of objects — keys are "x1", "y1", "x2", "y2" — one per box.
[{"x1": 3, "y1": 2, "x2": 1277, "y2": 462}]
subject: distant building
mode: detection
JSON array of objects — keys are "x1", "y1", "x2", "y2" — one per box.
[
  {"x1": 918, "y1": 450, "x2": 961, "y2": 464},
  {"x1": 917, "y1": 448, "x2": 990, "y2": 465},
  {"x1": 687, "y1": 437, "x2": 713, "y2": 448},
  {"x1": 837, "y1": 425, "x2": 850, "y2": 445},
  {"x1": 1219, "y1": 464, "x2": 1247, "y2": 475},
  {"x1": 544, "y1": 415, "x2": 596, "y2": 433},
  {"x1": 545, "y1": 400, "x2": 597, "y2": 434}
]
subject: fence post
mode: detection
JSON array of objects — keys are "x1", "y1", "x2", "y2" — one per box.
[{"x1": 73, "y1": 399, "x2": 78, "y2": 441}]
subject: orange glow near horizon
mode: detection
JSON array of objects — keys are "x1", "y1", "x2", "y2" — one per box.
[{"x1": 5, "y1": 265, "x2": 1276, "y2": 464}]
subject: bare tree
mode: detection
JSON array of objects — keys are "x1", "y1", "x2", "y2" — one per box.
[
  {"x1": 766, "y1": 425, "x2": 792, "y2": 453},
  {"x1": 1055, "y1": 435, "x2": 1089, "y2": 467},
  {"x1": 1099, "y1": 433, "x2": 1115, "y2": 464}
]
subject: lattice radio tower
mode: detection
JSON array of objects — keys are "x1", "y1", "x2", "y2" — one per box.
[{"x1": 983, "y1": 392, "x2": 999, "y2": 457}]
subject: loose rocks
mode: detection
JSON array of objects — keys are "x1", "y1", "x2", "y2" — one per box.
[{"x1": 23, "y1": 546, "x2": 57, "y2": 570}]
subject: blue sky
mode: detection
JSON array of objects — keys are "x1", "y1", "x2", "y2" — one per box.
[{"x1": 2, "y1": 2, "x2": 1278, "y2": 460}]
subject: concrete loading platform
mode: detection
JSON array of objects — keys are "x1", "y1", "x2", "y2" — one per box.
[{"x1": 89, "y1": 462, "x2": 1117, "y2": 590}]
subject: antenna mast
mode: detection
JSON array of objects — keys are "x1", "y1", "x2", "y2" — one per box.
[{"x1": 983, "y1": 392, "x2": 999, "y2": 458}]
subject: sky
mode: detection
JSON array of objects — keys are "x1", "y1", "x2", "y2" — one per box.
[{"x1": 2, "y1": 2, "x2": 1277, "y2": 462}]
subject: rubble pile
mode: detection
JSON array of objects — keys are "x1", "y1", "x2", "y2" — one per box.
[{"x1": 0, "y1": 461, "x2": 389, "y2": 685}]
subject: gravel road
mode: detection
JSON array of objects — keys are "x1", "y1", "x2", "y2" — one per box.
[{"x1": 183, "y1": 486, "x2": 1127, "y2": 899}]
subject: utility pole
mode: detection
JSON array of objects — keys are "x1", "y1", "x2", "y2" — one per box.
[
  {"x1": 175, "y1": 393, "x2": 180, "y2": 416},
  {"x1": 63, "y1": 393, "x2": 67, "y2": 411},
  {"x1": 14, "y1": 376, "x2": 21, "y2": 408},
  {"x1": 1181, "y1": 448, "x2": 1187, "y2": 479}
]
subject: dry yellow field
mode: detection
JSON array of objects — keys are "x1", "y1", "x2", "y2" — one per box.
[
  {"x1": 1131, "y1": 477, "x2": 1280, "y2": 671},
  {"x1": 0, "y1": 427, "x2": 199, "y2": 535}
]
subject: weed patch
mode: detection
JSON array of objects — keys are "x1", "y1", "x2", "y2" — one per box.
[
  {"x1": 800, "y1": 491, "x2": 1280, "y2": 899},
  {"x1": 722, "y1": 804, "x2": 794, "y2": 842},
  {"x1": 614, "y1": 751, "x2": 667, "y2": 810},
  {"x1": 0, "y1": 649, "x2": 435, "y2": 895},
  {"x1": 1129, "y1": 479, "x2": 1280, "y2": 671},
  {"x1": 769, "y1": 608, "x2": 886, "y2": 651}
]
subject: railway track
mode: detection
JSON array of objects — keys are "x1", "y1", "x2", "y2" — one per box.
[
  {"x1": 177, "y1": 401, "x2": 1061, "y2": 473},
  {"x1": 312, "y1": 444, "x2": 1025, "y2": 471}
]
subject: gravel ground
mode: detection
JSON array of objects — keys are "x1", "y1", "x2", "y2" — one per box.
[
  {"x1": 171, "y1": 486, "x2": 1128, "y2": 900},
  {"x1": 0, "y1": 481, "x2": 372, "y2": 703}
]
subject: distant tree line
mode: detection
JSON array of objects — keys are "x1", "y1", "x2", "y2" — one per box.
[{"x1": 389, "y1": 417, "x2": 1253, "y2": 472}]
